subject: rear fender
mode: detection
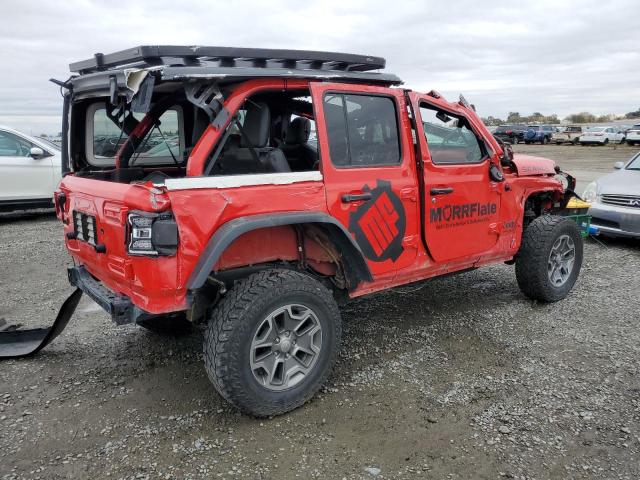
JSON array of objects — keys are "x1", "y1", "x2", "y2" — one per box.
[{"x1": 187, "y1": 212, "x2": 372, "y2": 291}]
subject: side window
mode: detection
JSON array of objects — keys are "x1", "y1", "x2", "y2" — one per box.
[
  {"x1": 87, "y1": 103, "x2": 184, "y2": 166},
  {"x1": 419, "y1": 106, "x2": 484, "y2": 165},
  {"x1": 0, "y1": 131, "x2": 33, "y2": 157},
  {"x1": 323, "y1": 93, "x2": 400, "y2": 167}
]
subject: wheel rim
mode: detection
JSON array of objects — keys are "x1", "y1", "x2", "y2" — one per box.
[
  {"x1": 250, "y1": 304, "x2": 323, "y2": 391},
  {"x1": 547, "y1": 234, "x2": 576, "y2": 287}
]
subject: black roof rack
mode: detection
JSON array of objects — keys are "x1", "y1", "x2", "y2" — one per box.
[{"x1": 70, "y1": 45, "x2": 387, "y2": 75}]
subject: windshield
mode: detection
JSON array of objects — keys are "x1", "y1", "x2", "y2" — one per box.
[
  {"x1": 627, "y1": 152, "x2": 640, "y2": 170},
  {"x1": 495, "y1": 126, "x2": 512, "y2": 132},
  {"x1": 586, "y1": 127, "x2": 606, "y2": 132}
]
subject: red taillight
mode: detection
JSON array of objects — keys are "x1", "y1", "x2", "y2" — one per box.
[{"x1": 506, "y1": 130, "x2": 513, "y2": 134}]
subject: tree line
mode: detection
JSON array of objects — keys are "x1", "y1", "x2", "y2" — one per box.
[{"x1": 482, "y1": 107, "x2": 640, "y2": 126}]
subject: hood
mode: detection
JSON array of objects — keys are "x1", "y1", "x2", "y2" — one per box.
[
  {"x1": 511, "y1": 154, "x2": 557, "y2": 176},
  {"x1": 596, "y1": 169, "x2": 640, "y2": 196}
]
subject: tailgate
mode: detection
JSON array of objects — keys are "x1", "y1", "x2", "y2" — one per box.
[{"x1": 57, "y1": 175, "x2": 181, "y2": 313}]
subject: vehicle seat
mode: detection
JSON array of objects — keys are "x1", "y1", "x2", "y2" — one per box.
[
  {"x1": 281, "y1": 117, "x2": 317, "y2": 170},
  {"x1": 218, "y1": 102, "x2": 290, "y2": 174}
]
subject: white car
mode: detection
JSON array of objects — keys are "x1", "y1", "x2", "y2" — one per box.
[
  {"x1": 579, "y1": 126, "x2": 625, "y2": 146},
  {"x1": 626, "y1": 124, "x2": 640, "y2": 146},
  {"x1": 0, "y1": 126, "x2": 61, "y2": 211}
]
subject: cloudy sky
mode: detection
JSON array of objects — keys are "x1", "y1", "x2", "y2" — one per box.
[{"x1": 0, "y1": 0, "x2": 637, "y2": 135}]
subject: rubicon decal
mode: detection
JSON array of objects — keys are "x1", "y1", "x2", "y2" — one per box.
[
  {"x1": 430, "y1": 202, "x2": 497, "y2": 229},
  {"x1": 349, "y1": 180, "x2": 406, "y2": 262}
]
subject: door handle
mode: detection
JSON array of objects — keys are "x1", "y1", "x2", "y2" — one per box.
[
  {"x1": 430, "y1": 187, "x2": 454, "y2": 195},
  {"x1": 341, "y1": 192, "x2": 372, "y2": 203}
]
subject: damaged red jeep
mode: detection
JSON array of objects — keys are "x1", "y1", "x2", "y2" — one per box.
[{"x1": 2, "y1": 46, "x2": 584, "y2": 416}]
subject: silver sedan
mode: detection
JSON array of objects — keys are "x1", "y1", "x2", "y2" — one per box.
[{"x1": 583, "y1": 151, "x2": 640, "y2": 238}]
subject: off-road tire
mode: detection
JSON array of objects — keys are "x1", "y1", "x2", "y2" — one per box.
[
  {"x1": 203, "y1": 269, "x2": 341, "y2": 417},
  {"x1": 138, "y1": 313, "x2": 192, "y2": 336},
  {"x1": 515, "y1": 215, "x2": 583, "y2": 302}
]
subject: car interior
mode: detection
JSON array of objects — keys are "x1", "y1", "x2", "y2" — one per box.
[
  {"x1": 204, "y1": 90, "x2": 318, "y2": 176},
  {"x1": 72, "y1": 86, "x2": 319, "y2": 183}
]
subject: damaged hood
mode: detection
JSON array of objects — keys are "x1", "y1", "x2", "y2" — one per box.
[{"x1": 511, "y1": 154, "x2": 557, "y2": 176}]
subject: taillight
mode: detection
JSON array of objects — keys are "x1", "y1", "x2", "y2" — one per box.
[
  {"x1": 506, "y1": 130, "x2": 513, "y2": 134},
  {"x1": 127, "y1": 211, "x2": 178, "y2": 256}
]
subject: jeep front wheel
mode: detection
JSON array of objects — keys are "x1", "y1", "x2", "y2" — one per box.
[
  {"x1": 515, "y1": 215, "x2": 583, "y2": 302},
  {"x1": 203, "y1": 269, "x2": 341, "y2": 416}
]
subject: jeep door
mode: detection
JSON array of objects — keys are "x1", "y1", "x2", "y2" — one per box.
[
  {"x1": 311, "y1": 83, "x2": 420, "y2": 276},
  {"x1": 409, "y1": 94, "x2": 502, "y2": 263}
]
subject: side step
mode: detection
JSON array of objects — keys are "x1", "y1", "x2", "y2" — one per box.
[{"x1": 0, "y1": 289, "x2": 82, "y2": 359}]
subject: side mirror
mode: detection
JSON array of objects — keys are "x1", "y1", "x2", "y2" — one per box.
[
  {"x1": 29, "y1": 147, "x2": 45, "y2": 158},
  {"x1": 614, "y1": 161, "x2": 624, "y2": 170}
]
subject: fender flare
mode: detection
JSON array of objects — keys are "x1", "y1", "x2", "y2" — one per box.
[{"x1": 187, "y1": 212, "x2": 373, "y2": 290}]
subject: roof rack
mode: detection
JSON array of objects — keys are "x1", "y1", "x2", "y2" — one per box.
[{"x1": 70, "y1": 45, "x2": 387, "y2": 75}]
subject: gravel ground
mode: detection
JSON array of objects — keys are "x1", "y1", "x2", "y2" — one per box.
[{"x1": 0, "y1": 145, "x2": 639, "y2": 479}]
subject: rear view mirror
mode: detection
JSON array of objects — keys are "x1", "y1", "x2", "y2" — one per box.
[
  {"x1": 29, "y1": 147, "x2": 44, "y2": 158},
  {"x1": 436, "y1": 111, "x2": 451, "y2": 123},
  {"x1": 614, "y1": 161, "x2": 624, "y2": 169}
]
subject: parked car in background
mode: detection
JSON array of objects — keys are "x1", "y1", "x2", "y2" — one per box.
[
  {"x1": 0, "y1": 126, "x2": 61, "y2": 211},
  {"x1": 493, "y1": 124, "x2": 526, "y2": 144},
  {"x1": 552, "y1": 125, "x2": 583, "y2": 145},
  {"x1": 523, "y1": 125, "x2": 555, "y2": 144},
  {"x1": 583, "y1": 152, "x2": 640, "y2": 238},
  {"x1": 579, "y1": 126, "x2": 625, "y2": 146},
  {"x1": 625, "y1": 124, "x2": 640, "y2": 145}
]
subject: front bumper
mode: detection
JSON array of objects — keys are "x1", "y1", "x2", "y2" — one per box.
[
  {"x1": 588, "y1": 202, "x2": 640, "y2": 238},
  {"x1": 68, "y1": 266, "x2": 152, "y2": 325}
]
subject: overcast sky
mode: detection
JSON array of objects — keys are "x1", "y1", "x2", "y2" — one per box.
[{"x1": 0, "y1": 0, "x2": 637, "y2": 135}]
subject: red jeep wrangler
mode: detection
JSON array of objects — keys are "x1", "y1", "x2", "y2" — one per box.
[{"x1": 9, "y1": 47, "x2": 585, "y2": 416}]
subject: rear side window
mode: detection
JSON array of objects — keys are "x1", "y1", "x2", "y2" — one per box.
[
  {"x1": 323, "y1": 94, "x2": 400, "y2": 167},
  {"x1": 86, "y1": 103, "x2": 184, "y2": 166}
]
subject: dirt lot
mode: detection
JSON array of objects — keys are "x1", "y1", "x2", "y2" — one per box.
[{"x1": 1, "y1": 145, "x2": 639, "y2": 480}]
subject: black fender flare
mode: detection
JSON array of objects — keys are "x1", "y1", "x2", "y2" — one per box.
[{"x1": 187, "y1": 212, "x2": 373, "y2": 290}]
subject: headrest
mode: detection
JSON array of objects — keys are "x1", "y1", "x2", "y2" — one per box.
[
  {"x1": 241, "y1": 102, "x2": 270, "y2": 148},
  {"x1": 284, "y1": 117, "x2": 311, "y2": 145}
]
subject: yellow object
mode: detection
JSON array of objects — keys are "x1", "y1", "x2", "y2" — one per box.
[{"x1": 567, "y1": 197, "x2": 591, "y2": 209}]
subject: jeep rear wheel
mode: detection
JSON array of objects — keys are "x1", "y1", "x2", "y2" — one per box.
[
  {"x1": 515, "y1": 215, "x2": 583, "y2": 302},
  {"x1": 203, "y1": 269, "x2": 341, "y2": 416}
]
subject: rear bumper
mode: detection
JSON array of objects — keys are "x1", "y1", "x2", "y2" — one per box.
[{"x1": 68, "y1": 266, "x2": 152, "y2": 325}]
